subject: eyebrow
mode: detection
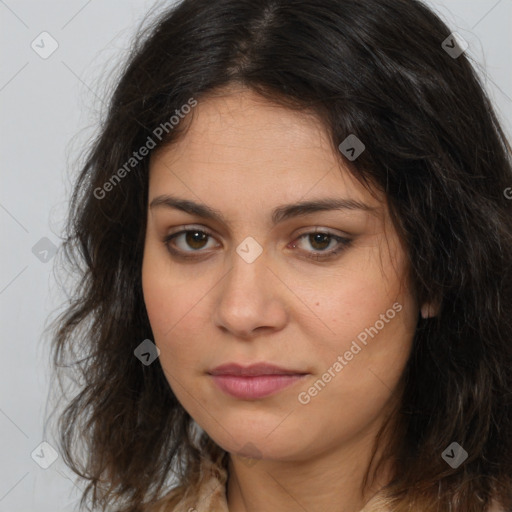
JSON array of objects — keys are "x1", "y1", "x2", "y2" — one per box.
[{"x1": 149, "y1": 194, "x2": 379, "y2": 227}]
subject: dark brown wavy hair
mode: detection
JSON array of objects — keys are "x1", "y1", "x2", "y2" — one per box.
[{"x1": 48, "y1": 0, "x2": 512, "y2": 510}]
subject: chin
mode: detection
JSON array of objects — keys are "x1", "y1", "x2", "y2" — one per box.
[{"x1": 207, "y1": 422, "x2": 310, "y2": 463}]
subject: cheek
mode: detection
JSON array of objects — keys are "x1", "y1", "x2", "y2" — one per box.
[
  {"x1": 298, "y1": 247, "x2": 416, "y2": 407},
  {"x1": 142, "y1": 239, "x2": 197, "y2": 337},
  {"x1": 141, "y1": 248, "x2": 212, "y2": 382},
  {"x1": 295, "y1": 305, "x2": 415, "y2": 448},
  {"x1": 142, "y1": 256, "x2": 173, "y2": 338},
  {"x1": 142, "y1": 246, "x2": 230, "y2": 405},
  {"x1": 142, "y1": 273, "x2": 200, "y2": 409},
  {"x1": 309, "y1": 268, "x2": 410, "y2": 357}
]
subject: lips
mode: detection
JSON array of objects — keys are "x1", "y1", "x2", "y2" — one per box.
[
  {"x1": 208, "y1": 362, "x2": 307, "y2": 377},
  {"x1": 208, "y1": 363, "x2": 309, "y2": 400}
]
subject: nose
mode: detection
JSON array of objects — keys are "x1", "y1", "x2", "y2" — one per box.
[{"x1": 212, "y1": 246, "x2": 288, "y2": 339}]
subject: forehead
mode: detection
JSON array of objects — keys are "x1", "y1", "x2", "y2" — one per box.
[{"x1": 148, "y1": 87, "x2": 385, "y2": 218}]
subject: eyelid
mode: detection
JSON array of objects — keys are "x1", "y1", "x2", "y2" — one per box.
[
  {"x1": 165, "y1": 224, "x2": 216, "y2": 238},
  {"x1": 294, "y1": 225, "x2": 352, "y2": 238},
  {"x1": 164, "y1": 224, "x2": 351, "y2": 240},
  {"x1": 163, "y1": 225, "x2": 220, "y2": 255},
  {"x1": 290, "y1": 231, "x2": 352, "y2": 261},
  {"x1": 162, "y1": 224, "x2": 353, "y2": 261}
]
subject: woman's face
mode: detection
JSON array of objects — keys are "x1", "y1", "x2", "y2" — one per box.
[{"x1": 142, "y1": 87, "x2": 419, "y2": 463}]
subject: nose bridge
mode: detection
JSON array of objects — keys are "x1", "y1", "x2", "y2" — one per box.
[
  {"x1": 213, "y1": 237, "x2": 287, "y2": 336},
  {"x1": 221, "y1": 238, "x2": 269, "y2": 310}
]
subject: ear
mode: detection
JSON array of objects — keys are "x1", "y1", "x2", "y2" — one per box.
[{"x1": 420, "y1": 301, "x2": 440, "y2": 319}]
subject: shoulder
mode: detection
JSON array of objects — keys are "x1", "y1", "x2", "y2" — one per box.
[
  {"x1": 143, "y1": 455, "x2": 229, "y2": 512},
  {"x1": 358, "y1": 493, "x2": 508, "y2": 512},
  {"x1": 358, "y1": 493, "x2": 395, "y2": 512}
]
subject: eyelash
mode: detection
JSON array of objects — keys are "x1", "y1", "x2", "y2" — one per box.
[{"x1": 162, "y1": 227, "x2": 353, "y2": 262}]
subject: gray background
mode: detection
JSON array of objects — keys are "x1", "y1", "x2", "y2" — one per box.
[{"x1": 1, "y1": 1, "x2": 511, "y2": 510}]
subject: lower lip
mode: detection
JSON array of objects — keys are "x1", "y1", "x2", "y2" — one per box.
[{"x1": 210, "y1": 374, "x2": 307, "y2": 399}]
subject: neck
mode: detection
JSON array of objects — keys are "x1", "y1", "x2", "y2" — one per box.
[{"x1": 226, "y1": 425, "x2": 395, "y2": 512}]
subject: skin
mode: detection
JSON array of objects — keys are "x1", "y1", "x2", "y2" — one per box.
[{"x1": 142, "y1": 85, "x2": 425, "y2": 512}]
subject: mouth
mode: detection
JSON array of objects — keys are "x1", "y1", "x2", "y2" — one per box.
[{"x1": 208, "y1": 362, "x2": 309, "y2": 400}]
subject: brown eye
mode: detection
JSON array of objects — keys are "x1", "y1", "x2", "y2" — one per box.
[
  {"x1": 163, "y1": 228, "x2": 219, "y2": 259},
  {"x1": 291, "y1": 231, "x2": 353, "y2": 261},
  {"x1": 183, "y1": 230, "x2": 209, "y2": 250},
  {"x1": 308, "y1": 233, "x2": 332, "y2": 251}
]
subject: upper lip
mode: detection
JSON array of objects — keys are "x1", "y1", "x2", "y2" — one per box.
[{"x1": 208, "y1": 363, "x2": 307, "y2": 376}]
